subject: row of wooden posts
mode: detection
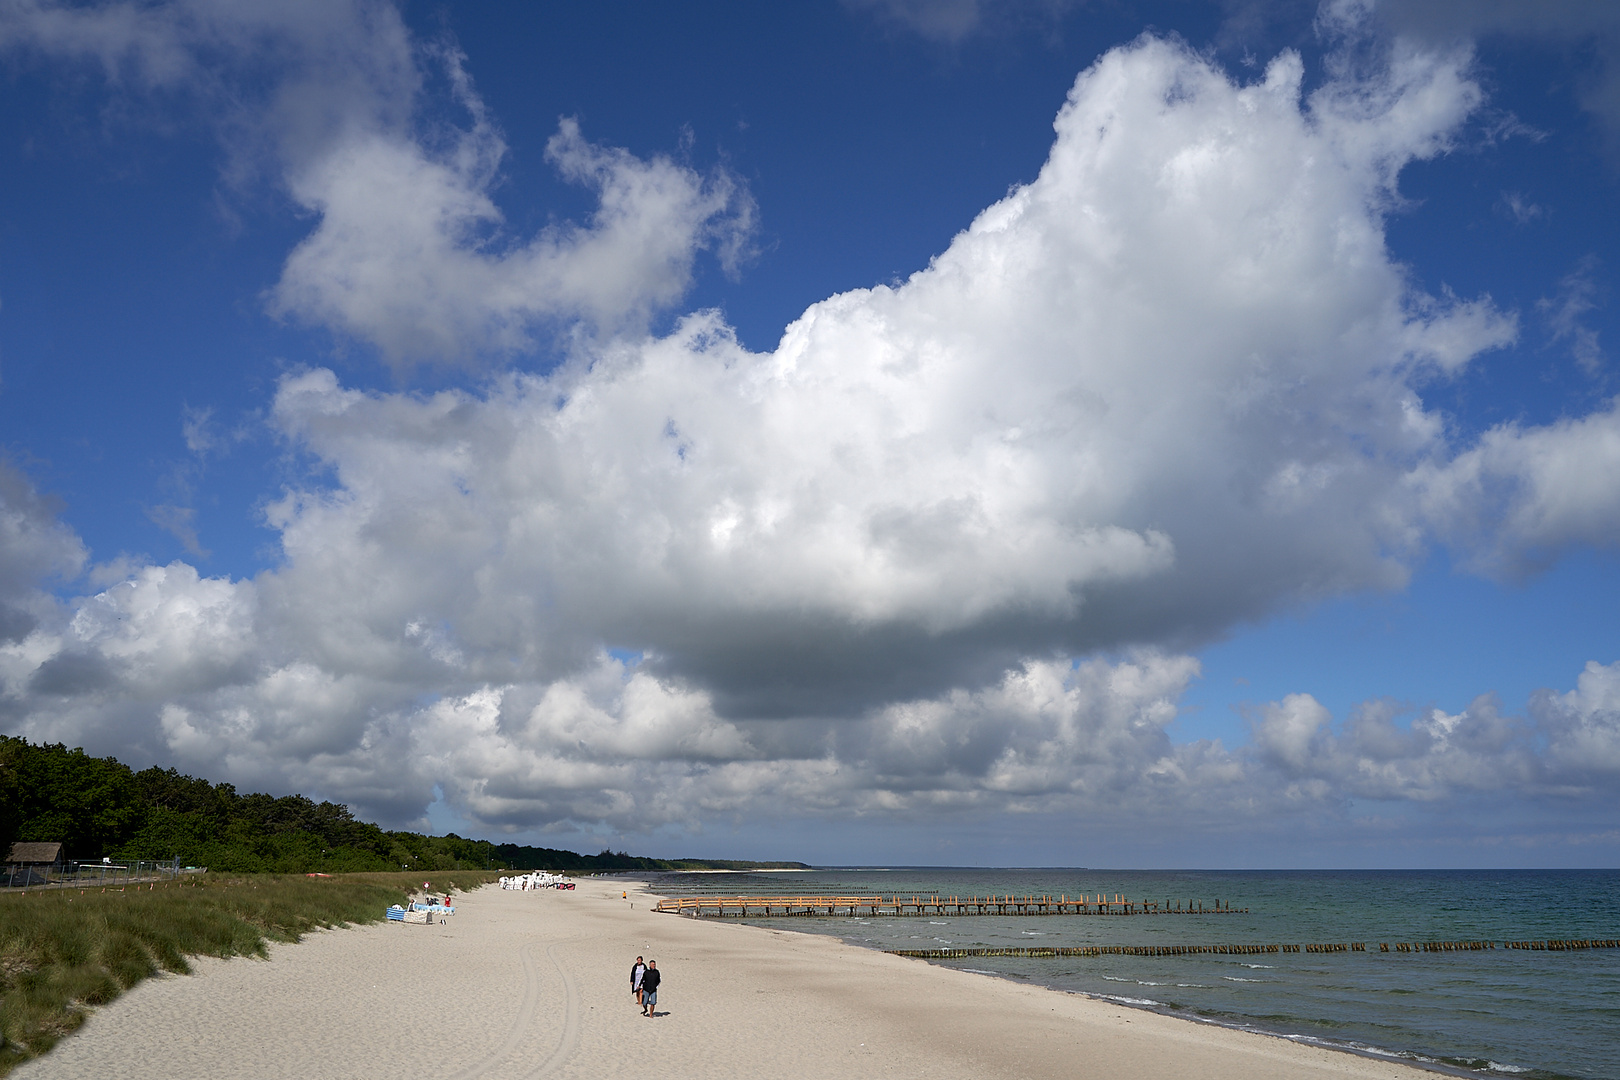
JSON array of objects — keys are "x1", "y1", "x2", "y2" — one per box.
[
  {"x1": 653, "y1": 894, "x2": 1246, "y2": 918},
  {"x1": 1503, "y1": 939, "x2": 1618, "y2": 950},
  {"x1": 1380, "y1": 939, "x2": 1617, "y2": 952},
  {"x1": 15, "y1": 881, "x2": 193, "y2": 895},
  {"x1": 888, "y1": 938, "x2": 1620, "y2": 959}
]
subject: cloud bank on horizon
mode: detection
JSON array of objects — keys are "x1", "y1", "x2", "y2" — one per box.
[{"x1": 1, "y1": 0, "x2": 1617, "y2": 860}]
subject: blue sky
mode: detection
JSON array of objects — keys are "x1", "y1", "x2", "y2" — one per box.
[{"x1": 1, "y1": 0, "x2": 1618, "y2": 867}]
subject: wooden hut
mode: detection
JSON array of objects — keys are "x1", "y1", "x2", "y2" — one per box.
[{"x1": 5, "y1": 842, "x2": 62, "y2": 886}]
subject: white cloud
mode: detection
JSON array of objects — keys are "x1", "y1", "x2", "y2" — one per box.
[
  {"x1": 144, "y1": 505, "x2": 209, "y2": 558},
  {"x1": 0, "y1": 1, "x2": 754, "y2": 370},
  {"x1": 61, "y1": 562, "x2": 258, "y2": 693},
  {"x1": 3, "y1": 15, "x2": 1620, "y2": 849},
  {"x1": 848, "y1": 653, "x2": 1208, "y2": 805},
  {"x1": 845, "y1": 0, "x2": 984, "y2": 43},
  {"x1": 271, "y1": 109, "x2": 756, "y2": 367},
  {"x1": 1252, "y1": 691, "x2": 1540, "y2": 803},
  {"x1": 0, "y1": 463, "x2": 86, "y2": 645},
  {"x1": 1499, "y1": 191, "x2": 1544, "y2": 226},
  {"x1": 1538, "y1": 256, "x2": 1607, "y2": 376},
  {"x1": 1341, "y1": 0, "x2": 1620, "y2": 150},
  {"x1": 0, "y1": 0, "x2": 420, "y2": 146},
  {"x1": 842, "y1": 0, "x2": 1079, "y2": 44},
  {"x1": 1253, "y1": 693, "x2": 1332, "y2": 774},
  {"x1": 1415, "y1": 399, "x2": 1620, "y2": 577},
  {"x1": 0, "y1": 0, "x2": 198, "y2": 86},
  {"x1": 1537, "y1": 659, "x2": 1620, "y2": 780}
]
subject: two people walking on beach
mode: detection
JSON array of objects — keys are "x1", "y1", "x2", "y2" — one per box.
[{"x1": 630, "y1": 956, "x2": 661, "y2": 1017}]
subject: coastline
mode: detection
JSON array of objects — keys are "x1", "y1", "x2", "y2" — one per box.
[{"x1": 19, "y1": 876, "x2": 1438, "y2": 1079}]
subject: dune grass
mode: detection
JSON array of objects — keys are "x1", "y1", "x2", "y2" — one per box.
[{"x1": 0, "y1": 869, "x2": 499, "y2": 1074}]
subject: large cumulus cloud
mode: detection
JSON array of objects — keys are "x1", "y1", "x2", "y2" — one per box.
[
  {"x1": 246, "y1": 36, "x2": 1521, "y2": 711},
  {"x1": 1, "y1": 4, "x2": 1619, "y2": 847}
]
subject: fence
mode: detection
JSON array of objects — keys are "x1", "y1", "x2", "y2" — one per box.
[{"x1": 3, "y1": 857, "x2": 192, "y2": 889}]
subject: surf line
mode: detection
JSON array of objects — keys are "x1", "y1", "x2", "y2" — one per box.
[{"x1": 888, "y1": 938, "x2": 1620, "y2": 959}]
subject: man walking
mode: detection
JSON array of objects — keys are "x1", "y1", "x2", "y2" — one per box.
[
  {"x1": 631, "y1": 956, "x2": 646, "y2": 1006},
  {"x1": 640, "y1": 960, "x2": 661, "y2": 1017}
]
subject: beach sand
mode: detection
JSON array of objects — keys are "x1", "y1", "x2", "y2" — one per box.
[{"x1": 16, "y1": 877, "x2": 1433, "y2": 1079}]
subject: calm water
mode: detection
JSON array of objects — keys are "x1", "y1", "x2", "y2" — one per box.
[{"x1": 639, "y1": 869, "x2": 1620, "y2": 1080}]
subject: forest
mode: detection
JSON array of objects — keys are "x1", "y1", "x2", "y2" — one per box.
[{"x1": 0, "y1": 737, "x2": 805, "y2": 874}]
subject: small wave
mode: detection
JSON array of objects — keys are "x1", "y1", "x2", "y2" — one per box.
[
  {"x1": 1099, "y1": 994, "x2": 1165, "y2": 1007},
  {"x1": 1241, "y1": 964, "x2": 1273, "y2": 969},
  {"x1": 961, "y1": 968, "x2": 999, "y2": 975},
  {"x1": 1176, "y1": 984, "x2": 1212, "y2": 989},
  {"x1": 1485, "y1": 1064, "x2": 1531, "y2": 1075},
  {"x1": 1222, "y1": 976, "x2": 1264, "y2": 982},
  {"x1": 1268, "y1": 1032, "x2": 1448, "y2": 1070},
  {"x1": 928, "y1": 921, "x2": 948, "y2": 925},
  {"x1": 1021, "y1": 930, "x2": 1045, "y2": 936},
  {"x1": 1102, "y1": 976, "x2": 1132, "y2": 982}
]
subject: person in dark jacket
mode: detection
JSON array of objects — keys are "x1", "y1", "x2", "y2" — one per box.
[{"x1": 641, "y1": 960, "x2": 661, "y2": 1016}]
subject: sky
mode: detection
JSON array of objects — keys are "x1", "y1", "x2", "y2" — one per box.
[{"x1": 0, "y1": 0, "x2": 1618, "y2": 868}]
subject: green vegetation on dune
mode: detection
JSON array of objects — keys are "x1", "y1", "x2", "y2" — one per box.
[
  {"x1": 0, "y1": 737, "x2": 501, "y2": 872},
  {"x1": 0, "y1": 737, "x2": 809, "y2": 873},
  {"x1": 0, "y1": 870, "x2": 496, "y2": 1075}
]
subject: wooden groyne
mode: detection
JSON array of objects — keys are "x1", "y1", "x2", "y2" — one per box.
[
  {"x1": 888, "y1": 938, "x2": 1620, "y2": 959},
  {"x1": 893, "y1": 944, "x2": 1283, "y2": 958},
  {"x1": 1501, "y1": 939, "x2": 1620, "y2": 951},
  {"x1": 653, "y1": 894, "x2": 1246, "y2": 918}
]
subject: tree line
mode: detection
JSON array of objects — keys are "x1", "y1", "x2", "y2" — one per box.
[{"x1": 0, "y1": 737, "x2": 805, "y2": 874}]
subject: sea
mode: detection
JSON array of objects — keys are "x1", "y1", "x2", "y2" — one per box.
[{"x1": 637, "y1": 868, "x2": 1620, "y2": 1080}]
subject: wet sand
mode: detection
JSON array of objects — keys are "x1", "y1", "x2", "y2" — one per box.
[{"x1": 17, "y1": 876, "x2": 1434, "y2": 1079}]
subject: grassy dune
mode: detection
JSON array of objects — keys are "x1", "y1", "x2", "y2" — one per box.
[{"x1": 0, "y1": 870, "x2": 499, "y2": 1074}]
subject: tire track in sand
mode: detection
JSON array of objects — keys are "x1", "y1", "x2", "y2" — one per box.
[
  {"x1": 526, "y1": 943, "x2": 581, "y2": 1078},
  {"x1": 446, "y1": 940, "x2": 542, "y2": 1080}
]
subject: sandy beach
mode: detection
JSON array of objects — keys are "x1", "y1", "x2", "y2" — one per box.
[{"x1": 17, "y1": 877, "x2": 1436, "y2": 1080}]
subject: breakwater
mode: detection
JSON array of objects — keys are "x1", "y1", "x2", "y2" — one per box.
[
  {"x1": 889, "y1": 937, "x2": 1619, "y2": 959},
  {"x1": 654, "y1": 894, "x2": 1244, "y2": 917}
]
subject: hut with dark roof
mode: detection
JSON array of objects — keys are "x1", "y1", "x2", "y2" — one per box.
[{"x1": 6, "y1": 842, "x2": 62, "y2": 886}]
